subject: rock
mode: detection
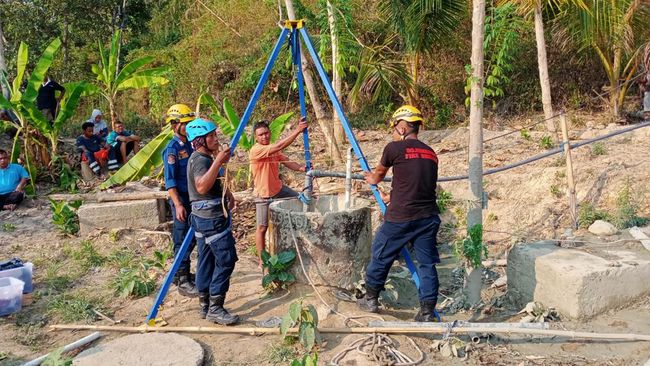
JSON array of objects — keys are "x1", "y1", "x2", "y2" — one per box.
[
  {"x1": 588, "y1": 220, "x2": 618, "y2": 236},
  {"x1": 74, "y1": 333, "x2": 204, "y2": 366}
]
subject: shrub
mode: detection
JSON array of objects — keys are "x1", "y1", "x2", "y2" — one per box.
[
  {"x1": 50, "y1": 200, "x2": 83, "y2": 235},
  {"x1": 261, "y1": 250, "x2": 296, "y2": 291}
]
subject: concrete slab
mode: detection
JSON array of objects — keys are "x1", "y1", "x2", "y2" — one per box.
[
  {"x1": 78, "y1": 199, "x2": 165, "y2": 235},
  {"x1": 507, "y1": 241, "x2": 650, "y2": 319},
  {"x1": 74, "y1": 333, "x2": 204, "y2": 366}
]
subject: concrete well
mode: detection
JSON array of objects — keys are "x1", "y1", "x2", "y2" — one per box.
[{"x1": 269, "y1": 195, "x2": 372, "y2": 290}]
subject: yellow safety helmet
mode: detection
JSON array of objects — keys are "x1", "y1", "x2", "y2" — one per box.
[
  {"x1": 390, "y1": 105, "x2": 424, "y2": 128},
  {"x1": 165, "y1": 104, "x2": 196, "y2": 124}
]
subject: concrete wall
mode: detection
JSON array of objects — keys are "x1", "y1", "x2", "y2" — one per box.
[
  {"x1": 78, "y1": 199, "x2": 166, "y2": 236},
  {"x1": 269, "y1": 195, "x2": 372, "y2": 290},
  {"x1": 507, "y1": 241, "x2": 650, "y2": 319}
]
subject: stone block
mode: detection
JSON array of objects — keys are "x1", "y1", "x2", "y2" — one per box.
[
  {"x1": 507, "y1": 241, "x2": 650, "y2": 319},
  {"x1": 74, "y1": 333, "x2": 203, "y2": 366},
  {"x1": 588, "y1": 220, "x2": 617, "y2": 236},
  {"x1": 78, "y1": 199, "x2": 165, "y2": 235},
  {"x1": 269, "y1": 195, "x2": 372, "y2": 290}
]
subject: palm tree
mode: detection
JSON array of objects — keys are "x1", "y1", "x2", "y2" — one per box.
[
  {"x1": 553, "y1": 0, "x2": 649, "y2": 117},
  {"x1": 498, "y1": 0, "x2": 587, "y2": 132},
  {"x1": 380, "y1": 0, "x2": 466, "y2": 105},
  {"x1": 90, "y1": 30, "x2": 169, "y2": 129}
]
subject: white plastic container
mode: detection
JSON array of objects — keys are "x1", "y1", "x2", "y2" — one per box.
[
  {"x1": 0, "y1": 277, "x2": 24, "y2": 317},
  {"x1": 0, "y1": 262, "x2": 33, "y2": 293}
]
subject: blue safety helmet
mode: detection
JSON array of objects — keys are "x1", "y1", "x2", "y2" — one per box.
[{"x1": 186, "y1": 118, "x2": 217, "y2": 142}]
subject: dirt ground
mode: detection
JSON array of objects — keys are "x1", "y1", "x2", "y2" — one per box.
[{"x1": 1, "y1": 113, "x2": 649, "y2": 365}]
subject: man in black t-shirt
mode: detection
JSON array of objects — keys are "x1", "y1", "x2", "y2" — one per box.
[
  {"x1": 36, "y1": 74, "x2": 65, "y2": 123},
  {"x1": 186, "y1": 118, "x2": 239, "y2": 325},
  {"x1": 357, "y1": 105, "x2": 442, "y2": 322}
]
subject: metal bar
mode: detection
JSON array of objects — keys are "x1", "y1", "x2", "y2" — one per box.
[
  {"x1": 299, "y1": 27, "x2": 421, "y2": 289},
  {"x1": 292, "y1": 29, "x2": 312, "y2": 172},
  {"x1": 146, "y1": 226, "x2": 196, "y2": 324},
  {"x1": 23, "y1": 332, "x2": 102, "y2": 366},
  {"x1": 230, "y1": 27, "x2": 289, "y2": 151}
]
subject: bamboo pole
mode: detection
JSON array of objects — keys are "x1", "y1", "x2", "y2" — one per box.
[
  {"x1": 49, "y1": 325, "x2": 650, "y2": 341},
  {"x1": 48, "y1": 191, "x2": 170, "y2": 202},
  {"x1": 559, "y1": 114, "x2": 578, "y2": 228}
]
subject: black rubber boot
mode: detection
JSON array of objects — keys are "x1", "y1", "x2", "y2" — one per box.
[
  {"x1": 356, "y1": 285, "x2": 380, "y2": 313},
  {"x1": 414, "y1": 300, "x2": 438, "y2": 322},
  {"x1": 176, "y1": 269, "x2": 199, "y2": 298},
  {"x1": 206, "y1": 295, "x2": 240, "y2": 325},
  {"x1": 198, "y1": 292, "x2": 209, "y2": 319}
]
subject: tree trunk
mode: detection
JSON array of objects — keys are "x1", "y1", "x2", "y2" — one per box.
[
  {"x1": 327, "y1": 0, "x2": 345, "y2": 149},
  {"x1": 0, "y1": 19, "x2": 9, "y2": 100},
  {"x1": 285, "y1": 0, "x2": 343, "y2": 163},
  {"x1": 611, "y1": 48, "x2": 622, "y2": 117},
  {"x1": 109, "y1": 97, "x2": 118, "y2": 130},
  {"x1": 534, "y1": 0, "x2": 556, "y2": 133},
  {"x1": 467, "y1": 0, "x2": 486, "y2": 307},
  {"x1": 407, "y1": 52, "x2": 420, "y2": 105}
]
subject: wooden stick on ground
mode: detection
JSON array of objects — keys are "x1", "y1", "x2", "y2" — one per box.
[{"x1": 49, "y1": 324, "x2": 650, "y2": 341}]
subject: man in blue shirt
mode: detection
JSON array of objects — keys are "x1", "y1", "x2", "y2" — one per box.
[
  {"x1": 0, "y1": 149, "x2": 30, "y2": 211},
  {"x1": 107, "y1": 120, "x2": 141, "y2": 165},
  {"x1": 163, "y1": 104, "x2": 198, "y2": 297}
]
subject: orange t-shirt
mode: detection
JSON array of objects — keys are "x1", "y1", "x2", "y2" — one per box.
[{"x1": 250, "y1": 144, "x2": 287, "y2": 198}]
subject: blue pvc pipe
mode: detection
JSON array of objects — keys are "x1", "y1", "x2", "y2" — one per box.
[
  {"x1": 146, "y1": 226, "x2": 196, "y2": 324},
  {"x1": 298, "y1": 28, "x2": 421, "y2": 289}
]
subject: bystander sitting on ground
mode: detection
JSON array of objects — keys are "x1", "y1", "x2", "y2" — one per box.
[
  {"x1": 0, "y1": 149, "x2": 29, "y2": 211},
  {"x1": 76, "y1": 122, "x2": 119, "y2": 177},
  {"x1": 107, "y1": 120, "x2": 141, "y2": 165}
]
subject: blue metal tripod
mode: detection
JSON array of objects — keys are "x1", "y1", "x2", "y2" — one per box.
[{"x1": 146, "y1": 20, "x2": 428, "y2": 324}]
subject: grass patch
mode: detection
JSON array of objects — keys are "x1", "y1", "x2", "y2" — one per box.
[
  {"x1": 2, "y1": 223, "x2": 16, "y2": 232},
  {"x1": 43, "y1": 263, "x2": 73, "y2": 293},
  {"x1": 612, "y1": 179, "x2": 648, "y2": 229},
  {"x1": 266, "y1": 341, "x2": 297, "y2": 365},
  {"x1": 591, "y1": 142, "x2": 607, "y2": 156},
  {"x1": 539, "y1": 135, "x2": 553, "y2": 149},
  {"x1": 47, "y1": 292, "x2": 104, "y2": 323},
  {"x1": 71, "y1": 240, "x2": 106, "y2": 270}
]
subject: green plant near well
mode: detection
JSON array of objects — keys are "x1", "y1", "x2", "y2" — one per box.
[
  {"x1": 280, "y1": 299, "x2": 321, "y2": 352},
  {"x1": 42, "y1": 347, "x2": 72, "y2": 366},
  {"x1": 2, "y1": 223, "x2": 16, "y2": 232},
  {"x1": 261, "y1": 250, "x2": 297, "y2": 291},
  {"x1": 454, "y1": 224, "x2": 488, "y2": 268},
  {"x1": 49, "y1": 200, "x2": 83, "y2": 235},
  {"x1": 111, "y1": 263, "x2": 157, "y2": 298},
  {"x1": 591, "y1": 142, "x2": 607, "y2": 156},
  {"x1": 72, "y1": 240, "x2": 106, "y2": 270},
  {"x1": 436, "y1": 190, "x2": 453, "y2": 213},
  {"x1": 47, "y1": 293, "x2": 102, "y2": 323},
  {"x1": 612, "y1": 180, "x2": 648, "y2": 229},
  {"x1": 266, "y1": 341, "x2": 297, "y2": 365},
  {"x1": 52, "y1": 156, "x2": 79, "y2": 193},
  {"x1": 520, "y1": 128, "x2": 531, "y2": 141},
  {"x1": 577, "y1": 203, "x2": 610, "y2": 228},
  {"x1": 290, "y1": 353, "x2": 318, "y2": 366},
  {"x1": 539, "y1": 135, "x2": 553, "y2": 149},
  {"x1": 43, "y1": 263, "x2": 73, "y2": 293}
]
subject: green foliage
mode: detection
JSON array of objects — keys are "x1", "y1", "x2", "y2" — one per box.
[
  {"x1": 71, "y1": 240, "x2": 106, "y2": 270},
  {"x1": 520, "y1": 128, "x2": 531, "y2": 140},
  {"x1": 266, "y1": 341, "x2": 297, "y2": 364},
  {"x1": 261, "y1": 250, "x2": 297, "y2": 291},
  {"x1": 539, "y1": 135, "x2": 553, "y2": 149},
  {"x1": 110, "y1": 250, "x2": 168, "y2": 298},
  {"x1": 591, "y1": 142, "x2": 607, "y2": 156},
  {"x1": 42, "y1": 348, "x2": 72, "y2": 366},
  {"x1": 454, "y1": 224, "x2": 487, "y2": 268},
  {"x1": 612, "y1": 179, "x2": 648, "y2": 229},
  {"x1": 577, "y1": 203, "x2": 610, "y2": 228},
  {"x1": 436, "y1": 190, "x2": 453, "y2": 213},
  {"x1": 550, "y1": 184, "x2": 562, "y2": 198},
  {"x1": 43, "y1": 263, "x2": 72, "y2": 293},
  {"x1": 290, "y1": 353, "x2": 318, "y2": 366},
  {"x1": 49, "y1": 200, "x2": 83, "y2": 235},
  {"x1": 52, "y1": 156, "x2": 79, "y2": 193},
  {"x1": 47, "y1": 292, "x2": 102, "y2": 323},
  {"x1": 280, "y1": 299, "x2": 321, "y2": 352},
  {"x1": 465, "y1": 3, "x2": 527, "y2": 108},
  {"x1": 2, "y1": 223, "x2": 16, "y2": 232}
]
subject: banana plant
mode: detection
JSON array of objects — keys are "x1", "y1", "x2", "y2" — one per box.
[
  {"x1": 198, "y1": 93, "x2": 293, "y2": 151},
  {"x1": 90, "y1": 29, "x2": 170, "y2": 129},
  {"x1": 0, "y1": 38, "x2": 87, "y2": 192},
  {"x1": 99, "y1": 126, "x2": 174, "y2": 189}
]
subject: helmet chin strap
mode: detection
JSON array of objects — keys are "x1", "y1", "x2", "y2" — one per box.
[{"x1": 394, "y1": 127, "x2": 415, "y2": 140}]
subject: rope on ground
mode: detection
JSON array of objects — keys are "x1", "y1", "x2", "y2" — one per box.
[{"x1": 286, "y1": 212, "x2": 425, "y2": 366}]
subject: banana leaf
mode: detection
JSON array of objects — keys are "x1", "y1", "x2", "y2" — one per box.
[
  {"x1": 11, "y1": 42, "x2": 28, "y2": 102},
  {"x1": 198, "y1": 92, "x2": 223, "y2": 118},
  {"x1": 10, "y1": 128, "x2": 22, "y2": 163},
  {"x1": 223, "y1": 98, "x2": 252, "y2": 149},
  {"x1": 108, "y1": 30, "x2": 120, "y2": 82},
  {"x1": 114, "y1": 57, "x2": 158, "y2": 86},
  {"x1": 23, "y1": 38, "x2": 61, "y2": 104},
  {"x1": 53, "y1": 82, "x2": 87, "y2": 132},
  {"x1": 22, "y1": 102, "x2": 51, "y2": 135},
  {"x1": 269, "y1": 112, "x2": 293, "y2": 143},
  {"x1": 99, "y1": 126, "x2": 174, "y2": 189},
  {"x1": 116, "y1": 75, "x2": 169, "y2": 91}
]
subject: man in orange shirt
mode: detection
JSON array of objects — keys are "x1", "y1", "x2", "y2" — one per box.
[{"x1": 250, "y1": 117, "x2": 308, "y2": 265}]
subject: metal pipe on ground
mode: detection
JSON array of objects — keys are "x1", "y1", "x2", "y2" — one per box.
[{"x1": 49, "y1": 325, "x2": 650, "y2": 341}]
